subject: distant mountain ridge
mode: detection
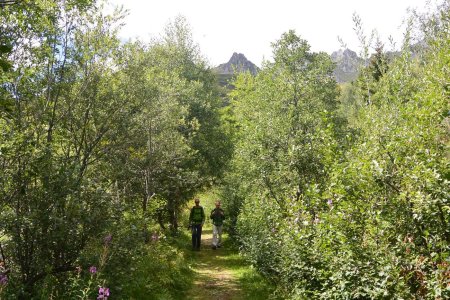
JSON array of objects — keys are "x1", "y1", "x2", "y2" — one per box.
[
  {"x1": 215, "y1": 48, "x2": 416, "y2": 84},
  {"x1": 214, "y1": 52, "x2": 259, "y2": 76},
  {"x1": 330, "y1": 48, "x2": 362, "y2": 83},
  {"x1": 215, "y1": 44, "x2": 424, "y2": 87},
  {"x1": 214, "y1": 50, "x2": 362, "y2": 84}
]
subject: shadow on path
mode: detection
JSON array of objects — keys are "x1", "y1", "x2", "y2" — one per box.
[{"x1": 185, "y1": 229, "x2": 246, "y2": 300}]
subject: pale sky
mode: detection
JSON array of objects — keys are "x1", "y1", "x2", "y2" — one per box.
[{"x1": 106, "y1": 0, "x2": 433, "y2": 67}]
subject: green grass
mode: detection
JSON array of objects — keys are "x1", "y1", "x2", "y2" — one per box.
[{"x1": 175, "y1": 189, "x2": 275, "y2": 299}]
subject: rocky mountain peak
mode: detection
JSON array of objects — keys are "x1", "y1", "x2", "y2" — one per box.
[
  {"x1": 331, "y1": 48, "x2": 359, "y2": 61},
  {"x1": 214, "y1": 52, "x2": 259, "y2": 76},
  {"x1": 228, "y1": 52, "x2": 248, "y2": 65},
  {"x1": 331, "y1": 48, "x2": 362, "y2": 83}
]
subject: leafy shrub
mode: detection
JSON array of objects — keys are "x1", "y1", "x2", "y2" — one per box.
[{"x1": 223, "y1": 2, "x2": 450, "y2": 299}]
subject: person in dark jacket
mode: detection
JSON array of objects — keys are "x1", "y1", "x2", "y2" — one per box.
[
  {"x1": 210, "y1": 200, "x2": 225, "y2": 250},
  {"x1": 189, "y1": 198, "x2": 205, "y2": 250}
]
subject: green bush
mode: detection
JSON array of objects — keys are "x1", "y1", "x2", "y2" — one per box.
[{"x1": 223, "y1": 2, "x2": 450, "y2": 298}]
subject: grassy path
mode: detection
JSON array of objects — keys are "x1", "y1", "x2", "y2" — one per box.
[
  {"x1": 184, "y1": 229, "x2": 245, "y2": 300},
  {"x1": 181, "y1": 193, "x2": 274, "y2": 300}
]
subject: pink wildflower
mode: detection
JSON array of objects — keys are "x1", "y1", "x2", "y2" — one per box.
[
  {"x1": 97, "y1": 287, "x2": 110, "y2": 299},
  {"x1": 0, "y1": 274, "x2": 7, "y2": 285}
]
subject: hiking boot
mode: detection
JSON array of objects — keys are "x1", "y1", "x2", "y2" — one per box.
[{"x1": 212, "y1": 245, "x2": 217, "y2": 250}]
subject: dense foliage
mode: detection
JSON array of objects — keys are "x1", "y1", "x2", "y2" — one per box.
[
  {"x1": 222, "y1": 2, "x2": 449, "y2": 299},
  {"x1": 0, "y1": 0, "x2": 448, "y2": 299},
  {"x1": 0, "y1": 0, "x2": 231, "y2": 298}
]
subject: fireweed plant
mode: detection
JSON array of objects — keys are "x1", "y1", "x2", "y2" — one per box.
[{"x1": 68, "y1": 235, "x2": 112, "y2": 300}]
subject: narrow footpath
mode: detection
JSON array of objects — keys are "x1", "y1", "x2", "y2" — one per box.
[
  {"x1": 185, "y1": 229, "x2": 245, "y2": 300},
  {"x1": 181, "y1": 193, "x2": 274, "y2": 300}
]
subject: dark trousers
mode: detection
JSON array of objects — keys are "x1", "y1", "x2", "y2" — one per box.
[{"x1": 191, "y1": 224, "x2": 202, "y2": 249}]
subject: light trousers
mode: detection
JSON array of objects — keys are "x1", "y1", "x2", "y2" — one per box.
[{"x1": 212, "y1": 224, "x2": 223, "y2": 247}]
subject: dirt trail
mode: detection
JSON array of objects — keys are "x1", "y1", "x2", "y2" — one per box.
[{"x1": 185, "y1": 229, "x2": 245, "y2": 300}]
